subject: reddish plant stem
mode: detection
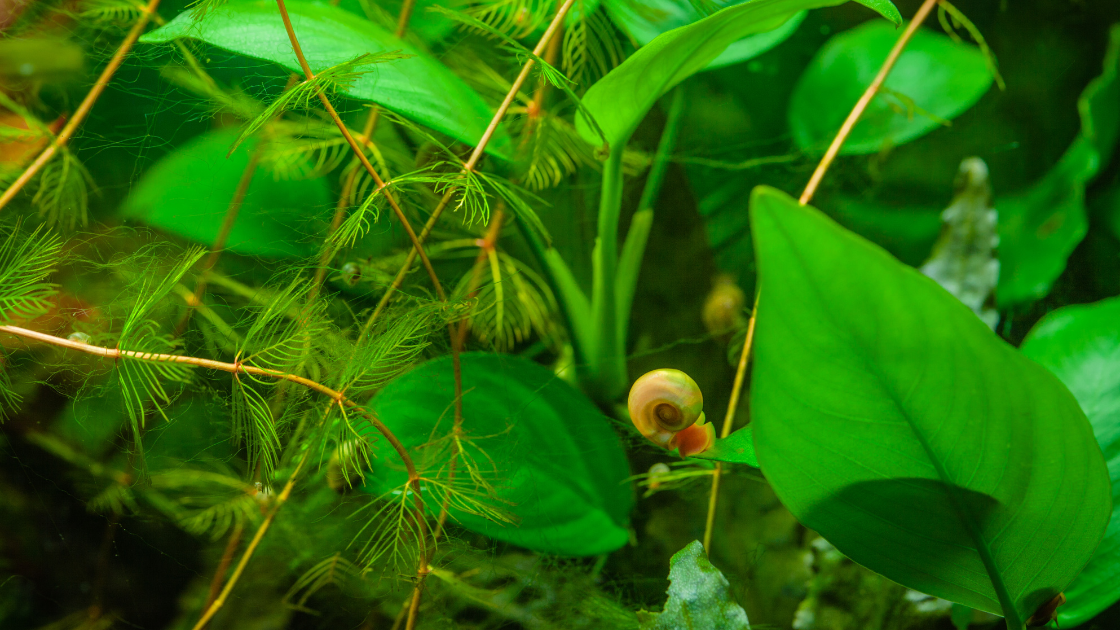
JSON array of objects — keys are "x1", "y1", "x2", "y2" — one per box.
[
  {"x1": 361, "y1": 0, "x2": 577, "y2": 336},
  {"x1": 0, "y1": 0, "x2": 163, "y2": 212},
  {"x1": 202, "y1": 522, "x2": 244, "y2": 618},
  {"x1": 703, "y1": 0, "x2": 941, "y2": 557},
  {"x1": 274, "y1": 0, "x2": 445, "y2": 301}
]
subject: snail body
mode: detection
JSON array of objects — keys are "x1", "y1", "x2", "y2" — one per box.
[{"x1": 627, "y1": 369, "x2": 715, "y2": 457}]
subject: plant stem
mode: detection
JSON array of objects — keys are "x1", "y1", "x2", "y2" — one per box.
[
  {"x1": 394, "y1": 0, "x2": 416, "y2": 37},
  {"x1": 0, "y1": 0, "x2": 162, "y2": 213},
  {"x1": 702, "y1": 0, "x2": 941, "y2": 558},
  {"x1": 202, "y1": 522, "x2": 244, "y2": 619},
  {"x1": 175, "y1": 148, "x2": 261, "y2": 337},
  {"x1": 702, "y1": 293, "x2": 757, "y2": 553},
  {"x1": 360, "y1": 0, "x2": 577, "y2": 336},
  {"x1": 273, "y1": 0, "x2": 445, "y2": 301},
  {"x1": 799, "y1": 0, "x2": 939, "y2": 206}
]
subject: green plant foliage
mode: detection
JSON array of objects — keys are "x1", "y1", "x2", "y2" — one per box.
[
  {"x1": 122, "y1": 128, "x2": 332, "y2": 258},
  {"x1": 577, "y1": 0, "x2": 897, "y2": 149},
  {"x1": 602, "y1": 0, "x2": 808, "y2": 70},
  {"x1": 689, "y1": 425, "x2": 759, "y2": 467},
  {"x1": 748, "y1": 186, "x2": 1111, "y2": 625},
  {"x1": 997, "y1": 25, "x2": 1120, "y2": 307},
  {"x1": 637, "y1": 540, "x2": 750, "y2": 630},
  {"x1": 788, "y1": 20, "x2": 993, "y2": 155},
  {"x1": 140, "y1": 0, "x2": 512, "y2": 159},
  {"x1": 360, "y1": 352, "x2": 633, "y2": 556},
  {"x1": 1020, "y1": 297, "x2": 1120, "y2": 627}
]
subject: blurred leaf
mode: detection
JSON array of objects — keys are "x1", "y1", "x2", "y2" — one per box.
[
  {"x1": 335, "y1": 0, "x2": 456, "y2": 44},
  {"x1": 361, "y1": 352, "x2": 633, "y2": 556},
  {"x1": 997, "y1": 25, "x2": 1120, "y2": 307},
  {"x1": 749, "y1": 186, "x2": 1110, "y2": 623},
  {"x1": 1020, "y1": 297, "x2": 1120, "y2": 627},
  {"x1": 577, "y1": 0, "x2": 896, "y2": 148},
  {"x1": 603, "y1": 0, "x2": 807, "y2": 70},
  {"x1": 789, "y1": 21, "x2": 992, "y2": 155},
  {"x1": 637, "y1": 540, "x2": 750, "y2": 630},
  {"x1": 141, "y1": 0, "x2": 511, "y2": 159},
  {"x1": 823, "y1": 195, "x2": 942, "y2": 266},
  {"x1": 122, "y1": 128, "x2": 331, "y2": 258}
]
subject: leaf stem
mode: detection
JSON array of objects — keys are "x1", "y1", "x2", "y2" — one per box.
[
  {"x1": 360, "y1": 0, "x2": 577, "y2": 336},
  {"x1": 0, "y1": 0, "x2": 162, "y2": 213},
  {"x1": 799, "y1": 0, "x2": 940, "y2": 206},
  {"x1": 273, "y1": 0, "x2": 445, "y2": 301}
]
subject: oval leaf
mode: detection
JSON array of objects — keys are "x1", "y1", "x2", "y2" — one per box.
[
  {"x1": 1021, "y1": 297, "x2": 1120, "y2": 627},
  {"x1": 361, "y1": 352, "x2": 633, "y2": 556},
  {"x1": 603, "y1": 0, "x2": 808, "y2": 71},
  {"x1": 577, "y1": 0, "x2": 894, "y2": 148},
  {"x1": 122, "y1": 128, "x2": 330, "y2": 258},
  {"x1": 748, "y1": 185, "x2": 1110, "y2": 624},
  {"x1": 141, "y1": 0, "x2": 511, "y2": 159},
  {"x1": 689, "y1": 425, "x2": 759, "y2": 467},
  {"x1": 789, "y1": 20, "x2": 993, "y2": 155}
]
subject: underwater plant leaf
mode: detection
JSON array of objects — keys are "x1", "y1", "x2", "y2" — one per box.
[
  {"x1": 748, "y1": 186, "x2": 1110, "y2": 624},
  {"x1": 360, "y1": 352, "x2": 632, "y2": 556},
  {"x1": 0, "y1": 223, "x2": 61, "y2": 325},
  {"x1": 997, "y1": 24, "x2": 1120, "y2": 307},
  {"x1": 789, "y1": 20, "x2": 992, "y2": 155},
  {"x1": 688, "y1": 425, "x2": 758, "y2": 467},
  {"x1": 577, "y1": 0, "x2": 890, "y2": 149},
  {"x1": 1020, "y1": 296, "x2": 1120, "y2": 627},
  {"x1": 602, "y1": 0, "x2": 807, "y2": 71},
  {"x1": 637, "y1": 540, "x2": 750, "y2": 630},
  {"x1": 142, "y1": 0, "x2": 511, "y2": 159},
  {"x1": 122, "y1": 128, "x2": 331, "y2": 259}
]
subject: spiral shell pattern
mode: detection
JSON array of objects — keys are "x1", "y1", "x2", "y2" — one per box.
[{"x1": 628, "y1": 369, "x2": 711, "y2": 454}]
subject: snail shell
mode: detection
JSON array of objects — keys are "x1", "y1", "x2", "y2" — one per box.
[
  {"x1": 702, "y1": 274, "x2": 746, "y2": 335},
  {"x1": 628, "y1": 369, "x2": 707, "y2": 451}
]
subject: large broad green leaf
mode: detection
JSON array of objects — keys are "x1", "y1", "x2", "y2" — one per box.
[
  {"x1": 576, "y1": 0, "x2": 898, "y2": 149},
  {"x1": 141, "y1": 0, "x2": 511, "y2": 159},
  {"x1": 997, "y1": 25, "x2": 1120, "y2": 307},
  {"x1": 748, "y1": 186, "x2": 1110, "y2": 625},
  {"x1": 1020, "y1": 297, "x2": 1120, "y2": 627},
  {"x1": 789, "y1": 20, "x2": 992, "y2": 155},
  {"x1": 603, "y1": 0, "x2": 808, "y2": 71},
  {"x1": 121, "y1": 128, "x2": 331, "y2": 258},
  {"x1": 637, "y1": 540, "x2": 751, "y2": 630},
  {"x1": 360, "y1": 353, "x2": 633, "y2": 556}
]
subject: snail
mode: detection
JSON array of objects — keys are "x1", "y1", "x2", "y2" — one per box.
[
  {"x1": 67, "y1": 331, "x2": 91, "y2": 344},
  {"x1": 1026, "y1": 592, "x2": 1065, "y2": 627},
  {"x1": 702, "y1": 274, "x2": 746, "y2": 335},
  {"x1": 627, "y1": 369, "x2": 715, "y2": 457},
  {"x1": 339, "y1": 262, "x2": 362, "y2": 287}
]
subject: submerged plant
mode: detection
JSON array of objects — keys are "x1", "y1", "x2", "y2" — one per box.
[{"x1": 1, "y1": 1, "x2": 1119, "y2": 630}]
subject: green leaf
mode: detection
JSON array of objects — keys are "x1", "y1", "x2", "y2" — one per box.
[
  {"x1": 637, "y1": 540, "x2": 750, "y2": 630},
  {"x1": 141, "y1": 0, "x2": 510, "y2": 159},
  {"x1": 688, "y1": 425, "x2": 759, "y2": 467},
  {"x1": 997, "y1": 25, "x2": 1120, "y2": 307},
  {"x1": 578, "y1": 0, "x2": 893, "y2": 149},
  {"x1": 122, "y1": 128, "x2": 331, "y2": 258},
  {"x1": 1020, "y1": 297, "x2": 1120, "y2": 627},
  {"x1": 748, "y1": 186, "x2": 1110, "y2": 625},
  {"x1": 603, "y1": 0, "x2": 808, "y2": 71},
  {"x1": 361, "y1": 352, "x2": 632, "y2": 556},
  {"x1": 789, "y1": 20, "x2": 992, "y2": 155}
]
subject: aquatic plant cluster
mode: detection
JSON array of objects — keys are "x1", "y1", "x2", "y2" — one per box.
[{"x1": 1, "y1": 1, "x2": 1119, "y2": 629}]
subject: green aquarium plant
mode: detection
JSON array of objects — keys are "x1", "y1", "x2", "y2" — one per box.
[{"x1": 0, "y1": 0, "x2": 1118, "y2": 629}]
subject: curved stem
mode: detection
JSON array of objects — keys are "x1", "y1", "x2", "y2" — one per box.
[
  {"x1": 274, "y1": 0, "x2": 445, "y2": 301},
  {"x1": 799, "y1": 0, "x2": 939, "y2": 206},
  {"x1": 0, "y1": 0, "x2": 162, "y2": 213}
]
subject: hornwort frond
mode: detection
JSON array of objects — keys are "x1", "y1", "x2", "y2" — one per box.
[
  {"x1": 562, "y1": 8, "x2": 624, "y2": 87},
  {"x1": 258, "y1": 121, "x2": 351, "y2": 181},
  {"x1": 159, "y1": 64, "x2": 263, "y2": 122},
  {"x1": 146, "y1": 466, "x2": 262, "y2": 540},
  {"x1": 517, "y1": 111, "x2": 598, "y2": 191},
  {"x1": 86, "y1": 481, "x2": 140, "y2": 515},
  {"x1": 461, "y1": 0, "x2": 552, "y2": 39},
  {"x1": 0, "y1": 221, "x2": 62, "y2": 324},
  {"x1": 230, "y1": 51, "x2": 413, "y2": 155},
  {"x1": 457, "y1": 251, "x2": 559, "y2": 351},
  {"x1": 283, "y1": 553, "x2": 368, "y2": 613},
  {"x1": 350, "y1": 480, "x2": 427, "y2": 576},
  {"x1": 32, "y1": 149, "x2": 95, "y2": 229},
  {"x1": 417, "y1": 432, "x2": 516, "y2": 527},
  {"x1": 78, "y1": 0, "x2": 145, "y2": 27}
]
